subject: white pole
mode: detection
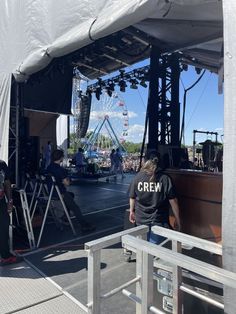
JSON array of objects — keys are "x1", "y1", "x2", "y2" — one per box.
[{"x1": 222, "y1": 1, "x2": 236, "y2": 313}]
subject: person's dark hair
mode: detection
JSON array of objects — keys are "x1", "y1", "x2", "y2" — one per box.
[
  {"x1": 51, "y1": 149, "x2": 64, "y2": 162},
  {"x1": 141, "y1": 156, "x2": 160, "y2": 181}
]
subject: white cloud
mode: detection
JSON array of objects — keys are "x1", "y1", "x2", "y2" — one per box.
[
  {"x1": 126, "y1": 124, "x2": 145, "y2": 143},
  {"x1": 128, "y1": 111, "x2": 138, "y2": 118},
  {"x1": 197, "y1": 127, "x2": 208, "y2": 132},
  {"x1": 215, "y1": 127, "x2": 223, "y2": 133},
  {"x1": 90, "y1": 110, "x2": 137, "y2": 121}
]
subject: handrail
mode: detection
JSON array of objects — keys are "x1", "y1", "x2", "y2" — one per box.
[
  {"x1": 85, "y1": 225, "x2": 148, "y2": 252},
  {"x1": 85, "y1": 225, "x2": 149, "y2": 314},
  {"x1": 122, "y1": 235, "x2": 236, "y2": 289},
  {"x1": 151, "y1": 226, "x2": 222, "y2": 255}
]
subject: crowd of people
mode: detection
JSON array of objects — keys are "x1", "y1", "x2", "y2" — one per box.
[{"x1": 71, "y1": 149, "x2": 141, "y2": 175}]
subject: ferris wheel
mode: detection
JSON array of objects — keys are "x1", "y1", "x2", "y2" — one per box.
[{"x1": 84, "y1": 90, "x2": 129, "y2": 154}]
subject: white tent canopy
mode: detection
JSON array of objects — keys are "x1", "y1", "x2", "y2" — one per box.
[
  {"x1": 0, "y1": 0, "x2": 223, "y2": 161},
  {"x1": 1, "y1": 1, "x2": 236, "y2": 312}
]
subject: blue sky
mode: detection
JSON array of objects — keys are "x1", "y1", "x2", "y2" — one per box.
[{"x1": 80, "y1": 59, "x2": 224, "y2": 146}]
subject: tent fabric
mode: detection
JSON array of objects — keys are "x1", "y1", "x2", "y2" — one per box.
[
  {"x1": 0, "y1": 0, "x2": 168, "y2": 161},
  {"x1": 0, "y1": 0, "x2": 222, "y2": 162},
  {"x1": 0, "y1": 74, "x2": 12, "y2": 163}
]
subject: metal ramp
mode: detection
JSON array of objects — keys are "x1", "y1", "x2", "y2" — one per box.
[{"x1": 0, "y1": 261, "x2": 85, "y2": 314}]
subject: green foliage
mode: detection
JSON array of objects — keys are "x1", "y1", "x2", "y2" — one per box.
[
  {"x1": 123, "y1": 142, "x2": 142, "y2": 153},
  {"x1": 68, "y1": 132, "x2": 142, "y2": 154}
]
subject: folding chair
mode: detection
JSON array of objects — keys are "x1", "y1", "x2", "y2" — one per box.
[
  {"x1": 23, "y1": 173, "x2": 35, "y2": 192},
  {"x1": 36, "y1": 175, "x2": 76, "y2": 248},
  {"x1": 23, "y1": 173, "x2": 39, "y2": 212},
  {"x1": 31, "y1": 175, "x2": 66, "y2": 226},
  {"x1": 30, "y1": 175, "x2": 48, "y2": 220},
  {"x1": 14, "y1": 189, "x2": 36, "y2": 250}
]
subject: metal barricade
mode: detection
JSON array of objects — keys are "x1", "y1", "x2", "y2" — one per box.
[
  {"x1": 85, "y1": 225, "x2": 149, "y2": 314},
  {"x1": 84, "y1": 226, "x2": 236, "y2": 314}
]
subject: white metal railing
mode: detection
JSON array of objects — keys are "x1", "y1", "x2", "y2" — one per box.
[
  {"x1": 84, "y1": 225, "x2": 149, "y2": 314},
  {"x1": 121, "y1": 228, "x2": 236, "y2": 314},
  {"x1": 84, "y1": 226, "x2": 236, "y2": 314}
]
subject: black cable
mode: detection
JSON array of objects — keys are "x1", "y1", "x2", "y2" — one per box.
[{"x1": 180, "y1": 69, "x2": 206, "y2": 143}]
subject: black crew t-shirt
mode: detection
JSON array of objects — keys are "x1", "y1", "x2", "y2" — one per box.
[
  {"x1": 129, "y1": 171, "x2": 176, "y2": 225},
  {"x1": 46, "y1": 163, "x2": 68, "y2": 194}
]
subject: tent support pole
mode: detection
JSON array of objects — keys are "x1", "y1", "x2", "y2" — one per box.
[
  {"x1": 15, "y1": 83, "x2": 20, "y2": 187},
  {"x1": 222, "y1": 1, "x2": 236, "y2": 313}
]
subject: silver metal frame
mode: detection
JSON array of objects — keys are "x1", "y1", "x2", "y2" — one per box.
[
  {"x1": 85, "y1": 225, "x2": 149, "y2": 314},
  {"x1": 36, "y1": 175, "x2": 76, "y2": 248},
  {"x1": 121, "y1": 227, "x2": 236, "y2": 314},
  {"x1": 83, "y1": 226, "x2": 236, "y2": 314},
  {"x1": 19, "y1": 189, "x2": 36, "y2": 250}
]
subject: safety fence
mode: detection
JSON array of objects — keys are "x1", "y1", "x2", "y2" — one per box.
[{"x1": 84, "y1": 225, "x2": 236, "y2": 314}]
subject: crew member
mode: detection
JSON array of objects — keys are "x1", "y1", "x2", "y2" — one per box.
[{"x1": 128, "y1": 156, "x2": 181, "y2": 244}]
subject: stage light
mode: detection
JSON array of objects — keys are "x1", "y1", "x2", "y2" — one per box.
[
  {"x1": 108, "y1": 81, "x2": 115, "y2": 91},
  {"x1": 139, "y1": 78, "x2": 147, "y2": 88},
  {"x1": 95, "y1": 86, "x2": 102, "y2": 100},
  {"x1": 119, "y1": 69, "x2": 125, "y2": 77},
  {"x1": 119, "y1": 80, "x2": 127, "y2": 92},
  {"x1": 86, "y1": 88, "x2": 92, "y2": 96},
  {"x1": 106, "y1": 88, "x2": 113, "y2": 97},
  {"x1": 130, "y1": 79, "x2": 138, "y2": 90},
  {"x1": 195, "y1": 67, "x2": 202, "y2": 75}
]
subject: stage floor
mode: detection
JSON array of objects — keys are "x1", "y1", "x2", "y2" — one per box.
[
  {"x1": 1, "y1": 174, "x2": 138, "y2": 314},
  {"x1": 1, "y1": 174, "x2": 223, "y2": 314}
]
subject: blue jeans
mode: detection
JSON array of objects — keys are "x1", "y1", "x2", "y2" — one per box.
[{"x1": 147, "y1": 223, "x2": 171, "y2": 245}]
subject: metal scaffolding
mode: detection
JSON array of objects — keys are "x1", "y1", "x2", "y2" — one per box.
[{"x1": 147, "y1": 48, "x2": 180, "y2": 151}]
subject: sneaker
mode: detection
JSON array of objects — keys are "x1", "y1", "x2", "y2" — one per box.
[
  {"x1": 81, "y1": 223, "x2": 96, "y2": 233},
  {"x1": 123, "y1": 249, "x2": 132, "y2": 263},
  {"x1": 0, "y1": 255, "x2": 23, "y2": 266}
]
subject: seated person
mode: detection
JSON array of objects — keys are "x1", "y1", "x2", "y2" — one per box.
[{"x1": 46, "y1": 149, "x2": 95, "y2": 233}]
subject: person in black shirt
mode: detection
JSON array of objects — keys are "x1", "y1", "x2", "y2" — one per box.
[
  {"x1": 0, "y1": 160, "x2": 22, "y2": 266},
  {"x1": 46, "y1": 150, "x2": 95, "y2": 233},
  {"x1": 129, "y1": 156, "x2": 181, "y2": 244}
]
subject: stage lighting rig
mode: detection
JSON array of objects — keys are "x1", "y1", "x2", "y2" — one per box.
[
  {"x1": 86, "y1": 64, "x2": 151, "y2": 96},
  {"x1": 119, "y1": 79, "x2": 127, "y2": 92},
  {"x1": 130, "y1": 79, "x2": 138, "y2": 89},
  {"x1": 95, "y1": 86, "x2": 102, "y2": 100},
  {"x1": 139, "y1": 77, "x2": 147, "y2": 88},
  {"x1": 195, "y1": 67, "x2": 202, "y2": 75},
  {"x1": 108, "y1": 80, "x2": 115, "y2": 91}
]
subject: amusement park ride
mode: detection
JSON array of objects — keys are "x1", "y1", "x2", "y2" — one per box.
[{"x1": 83, "y1": 91, "x2": 129, "y2": 157}]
